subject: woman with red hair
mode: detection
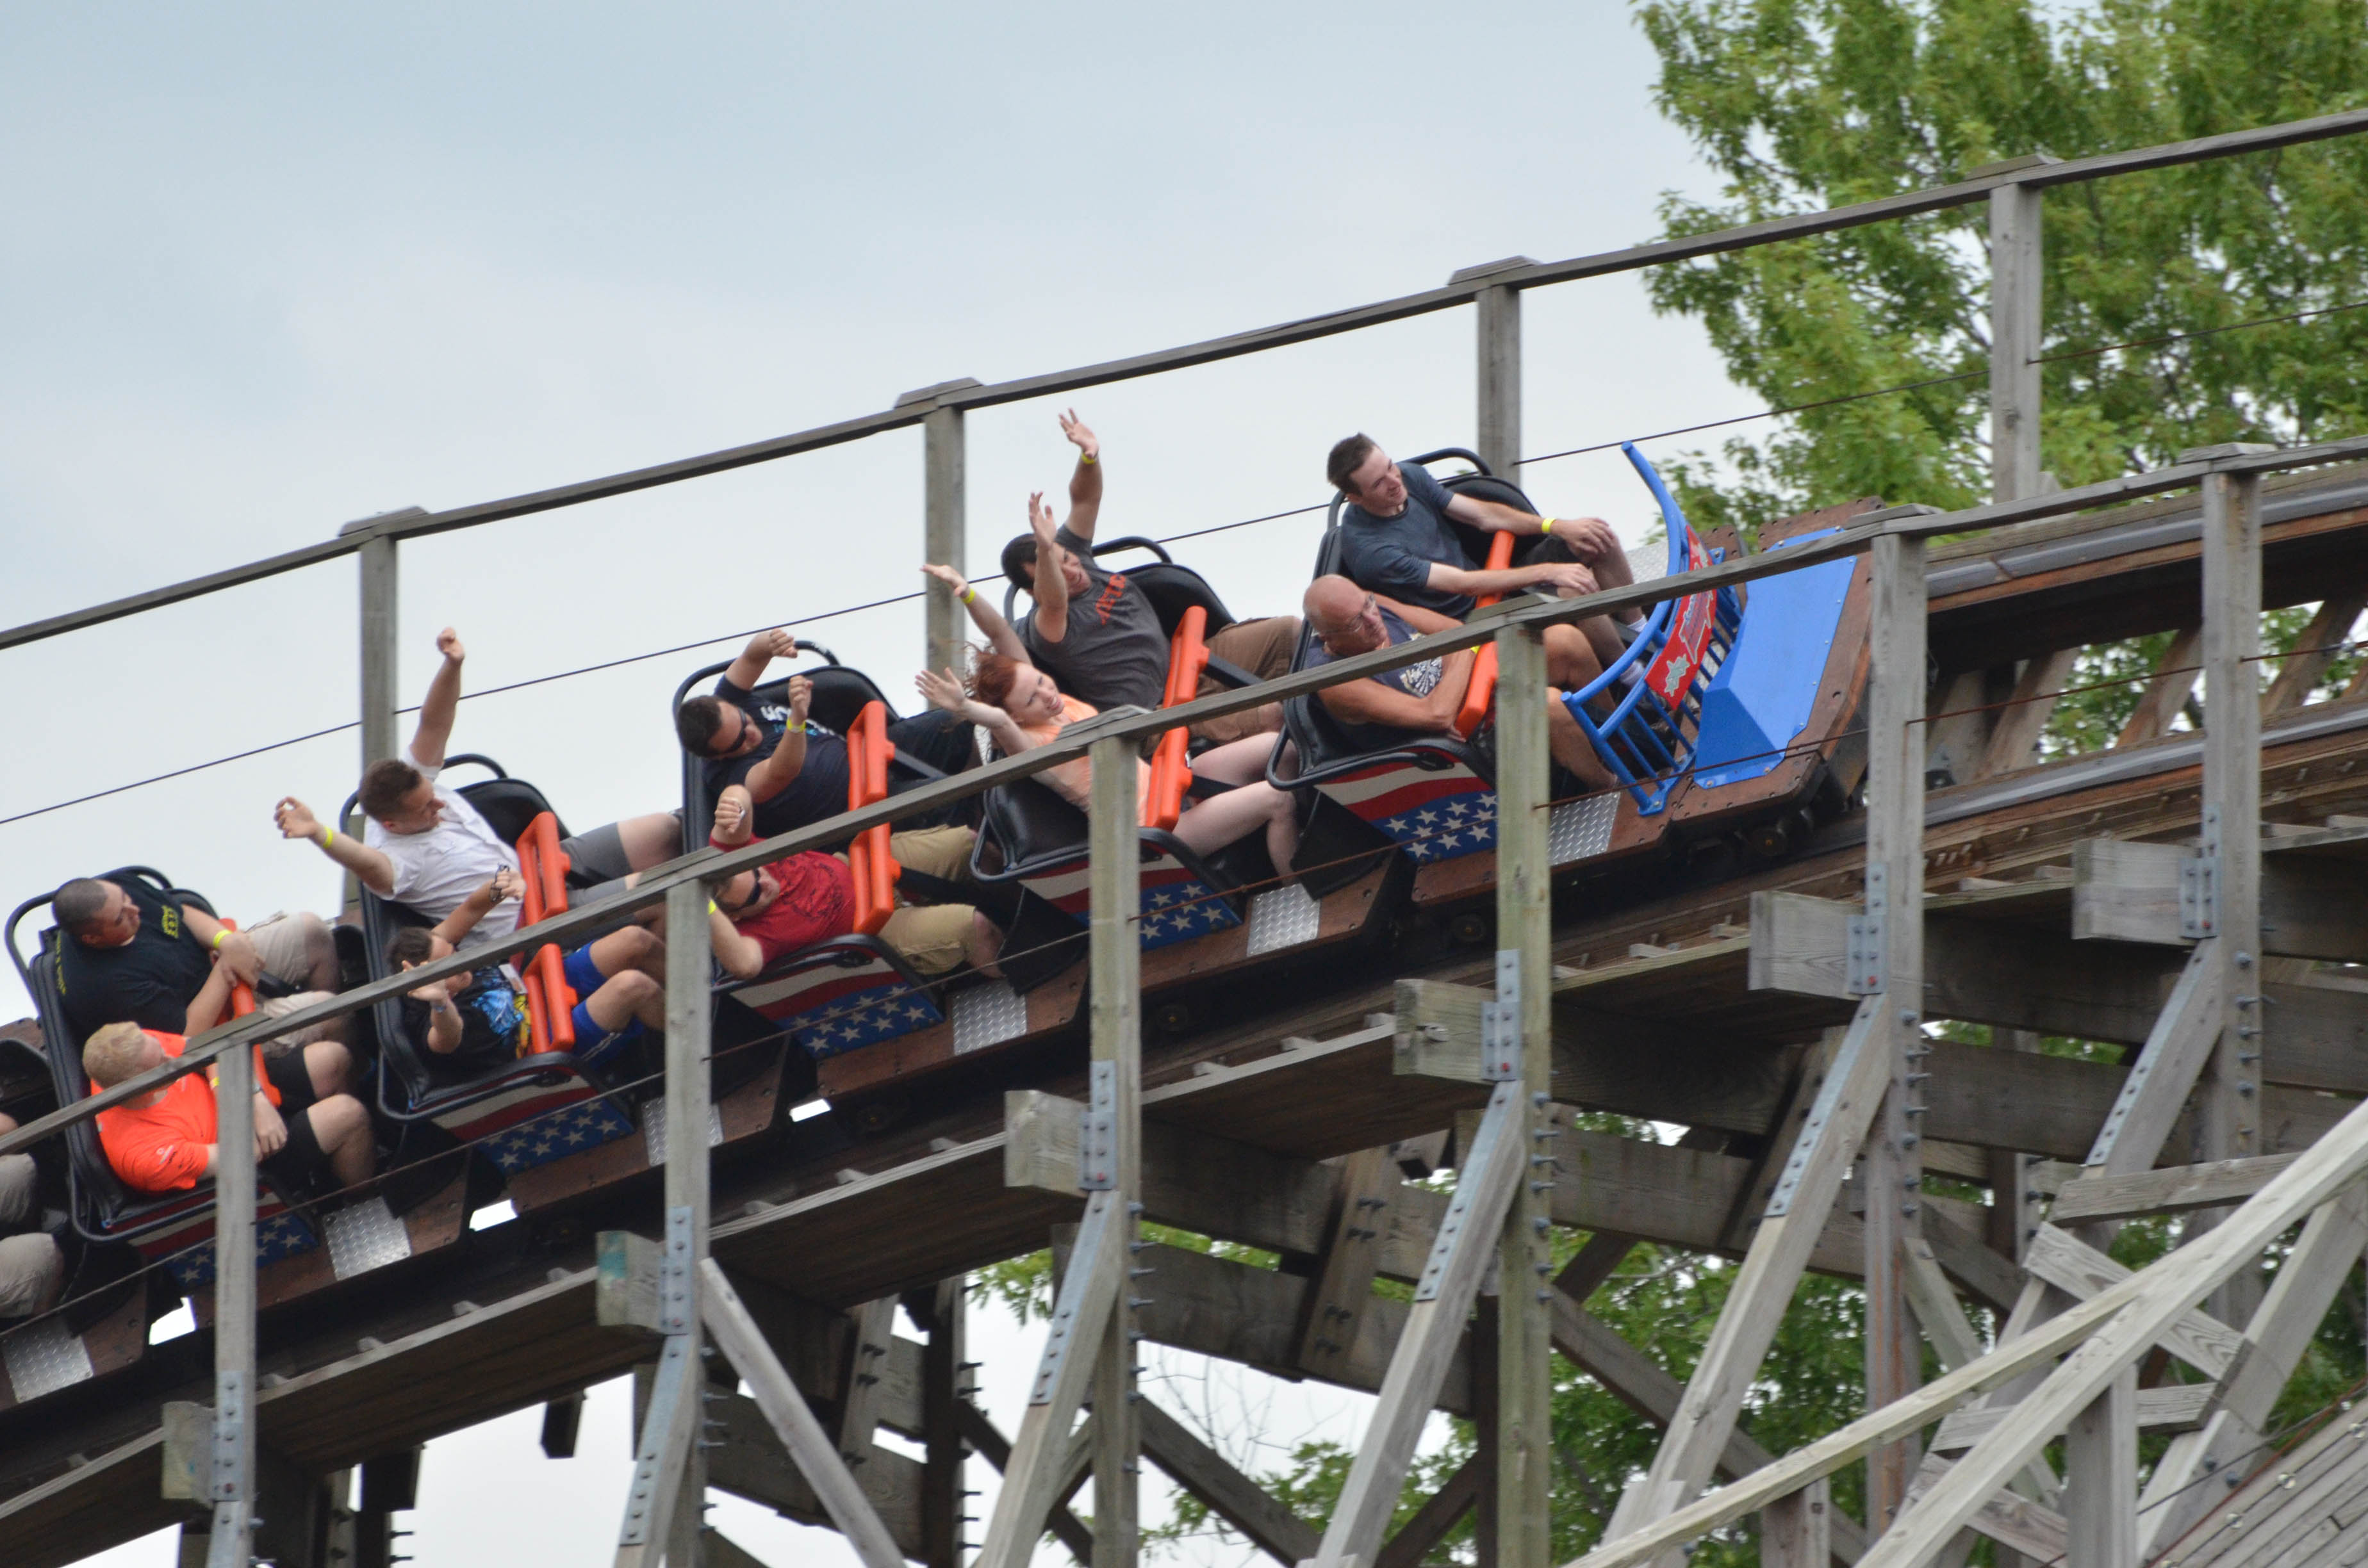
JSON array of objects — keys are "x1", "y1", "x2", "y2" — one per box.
[{"x1": 915, "y1": 647, "x2": 1299, "y2": 877}]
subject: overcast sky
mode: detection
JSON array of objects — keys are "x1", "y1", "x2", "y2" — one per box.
[{"x1": 0, "y1": 6, "x2": 1747, "y2": 1564}]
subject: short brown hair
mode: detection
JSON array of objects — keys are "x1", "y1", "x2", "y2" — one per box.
[
  {"x1": 359, "y1": 758, "x2": 425, "y2": 821},
  {"x1": 675, "y1": 696, "x2": 729, "y2": 755},
  {"x1": 1326, "y1": 433, "x2": 1379, "y2": 494},
  {"x1": 53, "y1": 878, "x2": 114, "y2": 935},
  {"x1": 83, "y1": 1022, "x2": 154, "y2": 1089},
  {"x1": 386, "y1": 927, "x2": 436, "y2": 968}
]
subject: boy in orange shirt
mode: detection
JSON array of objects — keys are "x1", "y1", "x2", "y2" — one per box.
[{"x1": 81, "y1": 1024, "x2": 375, "y2": 1196}]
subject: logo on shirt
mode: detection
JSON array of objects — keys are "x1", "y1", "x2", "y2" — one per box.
[
  {"x1": 1399, "y1": 657, "x2": 1444, "y2": 698},
  {"x1": 158, "y1": 906, "x2": 179, "y2": 939},
  {"x1": 1094, "y1": 574, "x2": 1129, "y2": 627}
]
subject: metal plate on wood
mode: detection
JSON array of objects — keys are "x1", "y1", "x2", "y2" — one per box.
[
  {"x1": 2182, "y1": 804, "x2": 2221, "y2": 939},
  {"x1": 657, "y1": 1205, "x2": 694, "y2": 1338},
  {"x1": 951, "y1": 982, "x2": 1029, "y2": 1055},
  {"x1": 641, "y1": 1097, "x2": 725, "y2": 1167},
  {"x1": 1765, "y1": 1013, "x2": 1868, "y2": 1218},
  {"x1": 1481, "y1": 948, "x2": 1521, "y2": 1082},
  {"x1": 1415, "y1": 1081, "x2": 1520, "y2": 1301},
  {"x1": 1079, "y1": 1061, "x2": 1117, "y2": 1191},
  {"x1": 1, "y1": 1314, "x2": 92, "y2": 1403},
  {"x1": 1246, "y1": 883, "x2": 1323, "y2": 955},
  {"x1": 1549, "y1": 794, "x2": 1618, "y2": 864},
  {"x1": 1847, "y1": 861, "x2": 1885, "y2": 995},
  {"x1": 324, "y1": 1197, "x2": 413, "y2": 1280}
]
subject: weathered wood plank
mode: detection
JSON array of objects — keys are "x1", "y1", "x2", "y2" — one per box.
[
  {"x1": 2051, "y1": 1154, "x2": 2302, "y2": 1225},
  {"x1": 2023, "y1": 1225, "x2": 2242, "y2": 1378}
]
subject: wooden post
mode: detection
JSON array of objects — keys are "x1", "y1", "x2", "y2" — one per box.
[
  {"x1": 662, "y1": 879, "x2": 715, "y2": 1567},
  {"x1": 1089, "y1": 731, "x2": 1142, "y2": 1568},
  {"x1": 919, "y1": 1279, "x2": 967, "y2": 1568},
  {"x1": 1762, "y1": 1479, "x2": 1832, "y2": 1568},
  {"x1": 2192, "y1": 449, "x2": 2274, "y2": 1327},
  {"x1": 1982, "y1": 165, "x2": 2053, "y2": 502},
  {"x1": 1863, "y1": 529, "x2": 1929, "y2": 1530},
  {"x1": 1495, "y1": 625, "x2": 1553, "y2": 1568},
  {"x1": 205, "y1": 1038, "x2": 258, "y2": 1568},
  {"x1": 1476, "y1": 281, "x2": 1522, "y2": 481},
  {"x1": 925, "y1": 406, "x2": 966, "y2": 678},
  {"x1": 2062, "y1": 1370, "x2": 2137, "y2": 1567}
]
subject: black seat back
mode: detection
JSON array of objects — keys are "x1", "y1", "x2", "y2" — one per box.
[{"x1": 671, "y1": 648, "x2": 921, "y2": 852}]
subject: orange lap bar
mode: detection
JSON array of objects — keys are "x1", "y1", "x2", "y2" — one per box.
[
  {"x1": 516, "y1": 813, "x2": 577, "y2": 1052},
  {"x1": 209, "y1": 917, "x2": 279, "y2": 1107},
  {"x1": 1453, "y1": 532, "x2": 1517, "y2": 738},
  {"x1": 846, "y1": 701, "x2": 899, "y2": 936},
  {"x1": 1146, "y1": 605, "x2": 1210, "y2": 833}
]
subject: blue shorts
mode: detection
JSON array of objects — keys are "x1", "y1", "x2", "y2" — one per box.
[{"x1": 561, "y1": 943, "x2": 645, "y2": 1068}]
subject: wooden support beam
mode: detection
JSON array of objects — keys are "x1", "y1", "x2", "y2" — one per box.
[
  {"x1": 2073, "y1": 835, "x2": 2368, "y2": 961},
  {"x1": 1306, "y1": 1082, "x2": 1525, "y2": 1568},
  {"x1": 1493, "y1": 623, "x2": 1556, "y2": 1568},
  {"x1": 1291, "y1": 1148, "x2": 1401, "y2": 1377},
  {"x1": 541, "y1": 1393, "x2": 584, "y2": 1460},
  {"x1": 1136, "y1": 1400, "x2": 1317, "y2": 1566},
  {"x1": 1088, "y1": 729, "x2": 1144, "y2": 1568},
  {"x1": 2023, "y1": 1225, "x2": 2241, "y2": 1378},
  {"x1": 2113, "y1": 626, "x2": 2202, "y2": 748},
  {"x1": 916, "y1": 1279, "x2": 966, "y2": 1568},
  {"x1": 700, "y1": 1259, "x2": 905, "y2": 1568},
  {"x1": 2050, "y1": 1154, "x2": 2303, "y2": 1225},
  {"x1": 2262, "y1": 591, "x2": 2367, "y2": 715},
  {"x1": 1371, "y1": 1455, "x2": 1481, "y2": 1568},
  {"x1": 1564, "y1": 1088, "x2": 2368, "y2": 1568},
  {"x1": 1903, "y1": 1455, "x2": 2068, "y2": 1564},
  {"x1": 1763, "y1": 1480, "x2": 1834, "y2": 1568},
  {"x1": 2082, "y1": 944, "x2": 2222, "y2": 1179},
  {"x1": 955, "y1": 1403, "x2": 1092, "y2": 1564},
  {"x1": 1610, "y1": 1006, "x2": 1891, "y2": 1549},
  {"x1": 1975, "y1": 648, "x2": 2078, "y2": 779},
  {"x1": 2063, "y1": 1369, "x2": 2140, "y2": 1568},
  {"x1": 701, "y1": 1389, "x2": 924, "y2": 1558},
  {"x1": 206, "y1": 1021, "x2": 259, "y2": 1568},
  {"x1": 835, "y1": 1298, "x2": 898, "y2": 1471},
  {"x1": 1930, "y1": 1384, "x2": 2209, "y2": 1451}
]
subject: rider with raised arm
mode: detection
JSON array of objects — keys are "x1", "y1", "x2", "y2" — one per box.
[
  {"x1": 275, "y1": 628, "x2": 670, "y2": 1016},
  {"x1": 915, "y1": 655, "x2": 1301, "y2": 879},
  {"x1": 993, "y1": 412, "x2": 1297, "y2": 744},
  {"x1": 1301, "y1": 576, "x2": 1613, "y2": 791},
  {"x1": 1324, "y1": 434, "x2": 1642, "y2": 694},
  {"x1": 674, "y1": 627, "x2": 978, "y2": 842}
]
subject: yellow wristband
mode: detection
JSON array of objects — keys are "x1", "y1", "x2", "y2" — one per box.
[
  {"x1": 1539, "y1": 515, "x2": 1556, "y2": 535},
  {"x1": 213, "y1": 930, "x2": 229, "y2": 951},
  {"x1": 962, "y1": 586, "x2": 977, "y2": 604},
  {"x1": 319, "y1": 826, "x2": 337, "y2": 849},
  {"x1": 1080, "y1": 452, "x2": 1097, "y2": 465},
  {"x1": 708, "y1": 900, "x2": 718, "y2": 916},
  {"x1": 788, "y1": 719, "x2": 807, "y2": 734}
]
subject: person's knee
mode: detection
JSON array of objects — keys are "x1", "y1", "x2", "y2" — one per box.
[
  {"x1": 596, "y1": 925, "x2": 663, "y2": 976},
  {"x1": 304, "y1": 1040, "x2": 356, "y2": 1097},
  {"x1": 593, "y1": 970, "x2": 661, "y2": 1025},
  {"x1": 312, "y1": 1093, "x2": 370, "y2": 1148}
]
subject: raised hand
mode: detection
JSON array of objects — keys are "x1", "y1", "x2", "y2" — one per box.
[
  {"x1": 436, "y1": 627, "x2": 466, "y2": 664},
  {"x1": 785, "y1": 675, "x2": 813, "y2": 724},
  {"x1": 921, "y1": 562, "x2": 970, "y2": 600},
  {"x1": 1029, "y1": 491, "x2": 1057, "y2": 542},
  {"x1": 915, "y1": 666, "x2": 975, "y2": 719},
  {"x1": 274, "y1": 797, "x2": 321, "y2": 842},
  {"x1": 1058, "y1": 409, "x2": 1099, "y2": 461},
  {"x1": 711, "y1": 785, "x2": 752, "y2": 843},
  {"x1": 742, "y1": 627, "x2": 798, "y2": 666}
]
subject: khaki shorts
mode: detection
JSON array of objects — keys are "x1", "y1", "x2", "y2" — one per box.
[
  {"x1": 850, "y1": 826, "x2": 980, "y2": 976},
  {"x1": 1193, "y1": 616, "x2": 1302, "y2": 746},
  {"x1": 243, "y1": 915, "x2": 341, "y2": 1050},
  {"x1": 0, "y1": 1156, "x2": 60, "y2": 1319}
]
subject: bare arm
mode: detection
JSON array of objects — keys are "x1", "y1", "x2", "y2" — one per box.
[
  {"x1": 741, "y1": 677, "x2": 812, "y2": 804},
  {"x1": 1425, "y1": 558, "x2": 1598, "y2": 600},
  {"x1": 275, "y1": 797, "x2": 398, "y2": 896},
  {"x1": 409, "y1": 628, "x2": 467, "y2": 770},
  {"x1": 407, "y1": 980, "x2": 465, "y2": 1054},
  {"x1": 723, "y1": 628, "x2": 798, "y2": 693},
  {"x1": 176, "y1": 905, "x2": 263, "y2": 986},
  {"x1": 914, "y1": 669, "x2": 1032, "y2": 760},
  {"x1": 183, "y1": 958, "x2": 238, "y2": 1037},
  {"x1": 1442, "y1": 491, "x2": 1625, "y2": 564},
  {"x1": 431, "y1": 869, "x2": 521, "y2": 949},
  {"x1": 1027, "y1": 493, "x2": 1072, "y2": 645},
  {"x1": 710, "y1": 913, "x2": 769, "y2": 982},
  {"x1": 1058, "y1": 409, "x2": 1102, "y2": 543},
  {"x1": 921, "y1": 564, "x2": 1026, "y2": 662},
  {"x1": 1317, "y1": 649, "x2": 1477, "y2": 734}
]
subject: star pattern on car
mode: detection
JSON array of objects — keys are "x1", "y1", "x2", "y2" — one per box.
[
  {"x1": 798, "y1": 986, "x2": 944, "y2": 1059},
  {"x1": 1379, "y1": 794, "x2": 1500, "y2": 861},
  {"x1": 481, "y1": 1098, "x2": 637, "y2": 1174},
  {"x1": 1135, "y1": 881, "x2": 1241, "y2": 948},
  {"x1": 169, "y1": 1210, "x2": 321, "y2": 1289}
]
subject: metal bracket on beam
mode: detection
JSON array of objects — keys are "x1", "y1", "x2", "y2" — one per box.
[
  {"x1": 1078, "y1": 1061, "x2": 1117, "y2": 1191},
  {"x1": 1028, "y1": 1191, "x2": 1117, "y2": 1404},
  {"x1": 1414, "y1": 1081, "x2": 1520, "y2": 1300},
  {"x1": 2182, "y1": 804, "x2": 2222, "y2": 940},
  {"x1": 1764, "y1": 1012, "x2": 1871, "y2": 1219},
  {"x1": 657, "y1": 1204, "x2": 694, "y2": 1337},
  {"x1": 210, "y1": 1369, "x2": 246, "y2": 1503},
  {"x1": 1847, "y1": 862, "x2": 1886, "y2": 996},
  {"x1": 1479, "y1": 949, "x2": 1521, "y2": 1082},
  {"x1": 617, "y1": 1333, "x2": 695, "y2": 1549}
]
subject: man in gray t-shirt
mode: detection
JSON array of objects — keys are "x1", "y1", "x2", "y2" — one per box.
[{"x1": 995, "y1": 412, "x2": 1298, "y2": 746}]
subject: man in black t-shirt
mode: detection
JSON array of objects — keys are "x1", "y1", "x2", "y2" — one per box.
[
  {"x1": 1323, "y1": 433, "x2": 1642, "y2": 696},
  {"x1": 51, "y1": 875, "x2": 345, "y2": 1047},
  {"x1": 996, "y1": 411, "x2": 1299, "y2": 746},
  {"x1": 673, "y1": 629, "x2": 977, "y2": 841}
]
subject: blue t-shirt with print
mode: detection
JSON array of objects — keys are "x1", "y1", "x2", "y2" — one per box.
[{"x1": 1337, "y1": 460, "x2": 1478, "y2": 618}]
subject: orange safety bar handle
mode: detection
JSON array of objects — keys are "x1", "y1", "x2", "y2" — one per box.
[
  {"x1": 1145, "y1": 607, "x2": 1210, "y2": 832},
  {"x1": 209, "y1": 919, "x2": 282, "y2": 1105},
  {"x1": 846, "y1": 703, "x2": 900, "y2": 937},
  {"x1": 516, "y1": 815, "x2": 577, "y2": 1051},
  {"x1": 1453, "y1": 533, "x2": 1518, "y2": 738}
]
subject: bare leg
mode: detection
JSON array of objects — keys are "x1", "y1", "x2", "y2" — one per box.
[
  {"x1": 1542, "y1": 624, "x2": 1607, "y2": 693},
  {"x1": 614, "y1": 813, "x2": 686, "y2": 872},
  {"x1": 1171, "y1": 781, "x2": 1299, "y2": 876},
  {"x1": 1547, "y1": 694, "x2": 1616, "y2": 792},
  {"x1": 1187, "y1": 734, "x2": 1278, "y2": 786},
  {"x1": 586, "y1": 925, "x2": 666, "y2": 983},
  {"x1": 303, "y1": 1095, "x2": 378, "y2": 1188},
  {"x1": 300, "y1": 1040, "x2": 357, "y2": 1098}
]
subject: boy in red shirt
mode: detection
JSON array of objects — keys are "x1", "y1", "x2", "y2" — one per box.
[{"x1": 81, "y1": 1023, "x2": 375, "y2": 1195}]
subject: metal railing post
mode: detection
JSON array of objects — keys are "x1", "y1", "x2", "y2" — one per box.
[
  {"x1": 1980, "y1": 157, "x2": 2057, "y2": 502},
  {"x1": 206, "y1": 1040, "x2": 258, "y2": 1568},
  {"x1": 1087, "y1": 731, "x2": 1142, "y2": 1568}
]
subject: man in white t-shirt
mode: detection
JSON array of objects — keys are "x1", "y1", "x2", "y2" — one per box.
[{"x1": 274, "y1": 628, "x2": 668, "y2": 1057}]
